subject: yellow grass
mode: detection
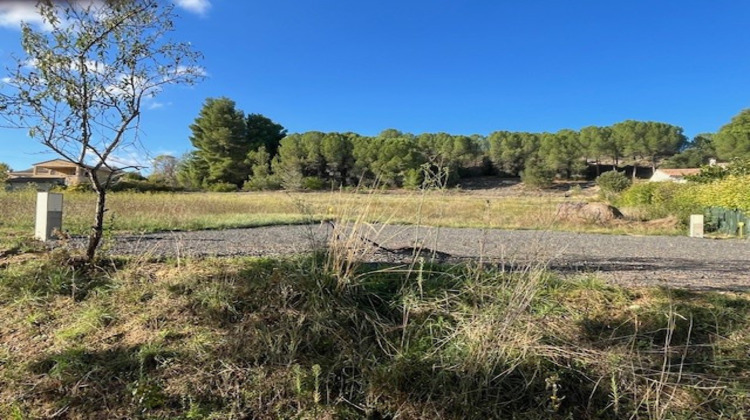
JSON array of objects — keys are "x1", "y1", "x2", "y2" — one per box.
[{"x1": 0, "y1": 188, "x2": 681, "y2": 236}]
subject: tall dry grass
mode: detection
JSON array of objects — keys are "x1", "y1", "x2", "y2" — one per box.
[{"x1": 0, "y1": 188, "x2": 681, "y2": 237}]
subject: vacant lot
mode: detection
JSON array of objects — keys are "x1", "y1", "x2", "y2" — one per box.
[
  {"x1": 0, "y1": 183, "x2": 681, "y2": 237},
  {"x1": 1, "y1": 183, "x2": 749, "y2": 418}
]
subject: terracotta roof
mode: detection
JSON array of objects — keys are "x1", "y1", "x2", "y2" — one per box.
[{"x1": 657, "y1": 168, "x2": 701, "y2": 177}]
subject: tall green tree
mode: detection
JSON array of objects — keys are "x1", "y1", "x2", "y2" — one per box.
[
  {"x1": 245, "y1": 146, "x2": 280, "y2": 190},
  {"x1": 580, "y1": 126, "x2": 617, "y2": 172},
  {"x1": 0, "y1": 0, "x2": 203, "y2": 261},
  {"x1": 188, "y1": 97, "x2": 248, "y2": 187},
  {"x1": 273, "y1": 133, "x2": 307, "y2": 189},
  {"x1": 642, "y1": 122, "x2": 687, "y2": 170},
  {"x1": 660, "y1": 133, "x2": 716, "y2": 168},
  {"x1": 245, "y1": 114, "x2": 286, "y2": 157},
  {"x1": 540, "y1": 130, "x2": 584, "y2": 179},
  {"x1": 487, "y1": 131, "x2": 540, "y2": 175},
  {"x1": 713, "y1": 109, "x2": 750, "y2": 160},
  {"x1": 612, "y1": 120, "x2": 645, "y2": 163},
  {"x1": 321, "y1": 132, "x2": 354, "y2": 184},
  {"x1": 176, "y1": 151, "x2": 209, "y2": 189}
]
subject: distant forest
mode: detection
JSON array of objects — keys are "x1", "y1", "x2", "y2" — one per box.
[{"x1": 139, "y1": 97, "x2": 750, "y2": 191}]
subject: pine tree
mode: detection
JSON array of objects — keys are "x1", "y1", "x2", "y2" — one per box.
[{"x1": 188, "y1": 97, "x2": 248, "y2": 186}]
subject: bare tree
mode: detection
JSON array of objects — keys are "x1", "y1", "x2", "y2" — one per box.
[
  {"x1": 0, "y1": 0, "x2": 203, "y2": 261},
  {"x1": 150, "y1": 154, "x2": 180, "y2": 187}
]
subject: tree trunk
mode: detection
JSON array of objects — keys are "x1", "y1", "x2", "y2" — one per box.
[{"x1": 85, "y1": 181, "x2": 106, "y2": 262}]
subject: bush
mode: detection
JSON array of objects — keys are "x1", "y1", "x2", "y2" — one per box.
[
  {"x1": 243, "y1": 174, "x2": 282, "y2": 191},
  {"x1": 208, "y1": 182, "x2": 238, "y2": 193},
  {"x1": 692, "y1": 175, "x2": 750, "y2": 211},
  {"x1": 120, "y1": 171, "x2": 147, "y2": 181},
  {"x1": 110, "y1": 179, "x2": 179, "y2": 193},
  {"x1": 596, "y1": 170, "x2": 631, "y2": 194},
  {"x1": 402, "y1": 168, "x2": 423, "y2": 190},
  {"x1": 64, "y1": 183, "x2": 94, "y2": 193},
  {"x1": 618, "y1": 182, "x2": 701, "y2": 220},
  {"x1": 301, "y1": 176, "x2": 325, "y2": 191},
  {"x1": 686, "y1": 158, "x2": 750, "y2": 183},
  {"x1": 618, "y1": 175, "x2": 750, "y2": 222},
  {"x1": 521, "y1": 160, "x2": 555, "y2": 188}
]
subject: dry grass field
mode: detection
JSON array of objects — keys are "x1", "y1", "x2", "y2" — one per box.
[{"x1": 0, "y1": 183, "x2": 681, "y2": 239}]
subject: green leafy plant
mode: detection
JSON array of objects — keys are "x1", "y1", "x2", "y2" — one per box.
[
  {"x1": 301, "y1": 176, "x2": 326, "y2": 190},
  {"x1": 686, "y1": 157, "x2": 750, "y2": 183},
  {"x1": 208, "y1": 182, "x2": 238, "y2": 192},
  {"x1": 521, "y1": 159, "x2": 555, "y2": 188},
  {"x1": 596, "y1": 170, "x2": 631, "y2": 194}
]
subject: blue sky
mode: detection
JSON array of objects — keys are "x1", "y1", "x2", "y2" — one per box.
[{"x1": 2, "y1": 0, "x2": 750, "y2": 171}]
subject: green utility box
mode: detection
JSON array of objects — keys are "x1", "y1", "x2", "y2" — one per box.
[{"x1": 704, "y1": 207, "x2": 749, "y2": 237}]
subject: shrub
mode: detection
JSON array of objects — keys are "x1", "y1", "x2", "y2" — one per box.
[
  {"x1": 618, "y1": 182, "x2": 701, "y2": 220},
  {"x1": 521, "y1": 160, "x2": 555, "y2": 188},
  {"x1": 686, "y1": 158, "x2": 750, "y2": 183},
  {"x1": 596, "y1": 171, "x2": 631, "y2": 194},
  {"x1": 402, "y1": 168, "x2": 423, "y2": 190},
  {"x1": 618, "y1": 182, "x2": 659, "y2": 207},
  {"x1": 120, "y1": 171, "x2": 147, "y2": 181},
  {"x1": 64, "y1": 183, "x2": 95, "y2": 193},
  {"x1": 243, "y1": 174, "x2": 282, "y2": 191},
  {"x1": 692, "y1": 175, "x2": 750, "y2": 211},
  {"x1": 619, "y1": 176, "x2": 750, "y2": 222},
  {"x1": 208, "y1": 182, "x2": 238, "y2": 193},
  {"x1": 684, "y1": 165, "x2": 727, "y2": 184},
  {"x1": 301, "y1": 176, "x2": 325, "y2": 191},
  {"x1": 110, "y1": 179, "x2": 179, "y2": 193}
]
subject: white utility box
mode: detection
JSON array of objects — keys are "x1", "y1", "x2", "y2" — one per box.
[
  {"x1": 35, "y1": 192, "x2": 63, "y2": 241},
  {"x1": 689, "y1": 214, "x2": 704, "y2": 238}
]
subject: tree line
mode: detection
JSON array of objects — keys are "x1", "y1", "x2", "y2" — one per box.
[{"x1": 143, "y1": 97, "x2": 750, "y2": 190}]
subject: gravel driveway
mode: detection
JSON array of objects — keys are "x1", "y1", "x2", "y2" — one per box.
[{"x1": 83, "y1": 224, "x2": 750, "y2": 291}]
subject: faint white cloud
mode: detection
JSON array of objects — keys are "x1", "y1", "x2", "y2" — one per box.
[
  {"x1": 107, "y1": 153, "x2": 145, "y2": 169},
  {"x1": 175, "y1": 65, "x2": 208, "y2": 77},
  {"x1": 147, "y1": 101, "x2": 172, "y2": 110},
  {"x1": 23, "y1": 58, "x2": 38, "y2": 69},
  {"x1": 79, "y1": 60, "x2": 108, "y2": 75},
  {"x1": 174, "y1": 0, "x2": 211, "y2": 16},
  {"x1": 0, "y1": 1, "x2": 109, "y2": 31},
  {"x1": 86, "y1": 149, "x2": 147, "y2": 169},
  {"x1": 105, "y1": 74, "x2": 157, "y2": 99},
  {"x1": 0, "y1": 1, "x2": 51, "y2": 30}
]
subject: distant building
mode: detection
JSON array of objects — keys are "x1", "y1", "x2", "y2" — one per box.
[
  {"x1": 649, "y1": 168, "x2": 701, "y2": 183},
  {"x1": 6, "y1": 159, "x2": 115, "y2": 190}
]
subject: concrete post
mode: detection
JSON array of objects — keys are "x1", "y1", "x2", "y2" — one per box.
[
  {"x1": 689, "y1": 214, "x2": 704, "y2": 238},
  {"x1": 35, "y1": 192, "x2": 63, "y2": 241}
]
